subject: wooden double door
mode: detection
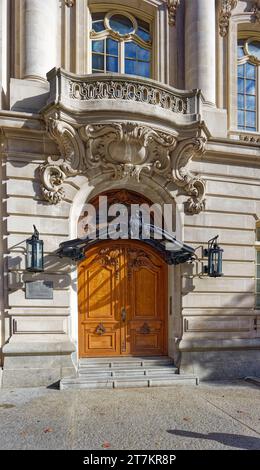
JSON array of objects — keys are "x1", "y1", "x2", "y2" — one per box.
[{"x1": 78, "y1": 240, "x2": 168, "y2": 357}]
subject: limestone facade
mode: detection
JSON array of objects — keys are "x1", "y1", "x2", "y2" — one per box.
[{"x1": 0, "y1": 0, "x2": 260, "y2": 387}]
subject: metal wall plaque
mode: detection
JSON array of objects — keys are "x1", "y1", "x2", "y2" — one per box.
[{"x1": 25, "y1": 280, "x2": 54, "y2": 300}]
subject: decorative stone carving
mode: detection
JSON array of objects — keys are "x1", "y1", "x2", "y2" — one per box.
[
  {"x1": 240, "y1": 134, "x2": 260, "y2": 144},
  {"x1": 252, "y1": 0, "x2": 260, "y2": 23},
  {"x1": 39, "y1": 116, "x2": 207, "y2": 214},
  {"x1": 80, "y1": 122, "x2": 177, "y2": 182},
  {"x1": 219, "y1": 0, "x2": 237, "y2": 37},
  {"x1": 170, "y1": 136, "x2": 207, "y2": 214},
  {"x1": 65, "y1": 0, "x2": 75, "y2": 7},
  {"x1": 167, "y1": 0, "x2": 180, "y2": 26},
  {"x1": 39, "y1": 118, "x2": 85, "y2": 204},
  {"x1": 69, "y1": 79, "x2": 188, "y2": 114}
]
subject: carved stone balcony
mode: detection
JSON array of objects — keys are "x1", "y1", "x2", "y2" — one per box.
[{"x1": 44, "y1": 68, "x2": 203, "y2": 129}]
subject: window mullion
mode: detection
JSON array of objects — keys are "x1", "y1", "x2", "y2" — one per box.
[{"x1": 120, "y1": 40, "x2": 124, "y2": 74}]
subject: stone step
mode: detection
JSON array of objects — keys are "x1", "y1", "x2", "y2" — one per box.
[
  {"x1": 78, "y1": 367, "x2": 178, "y2": 378},
  {"x1": 79, "y1": 357, "x2": 174, "y2": 369},
  {"x1": 60, "y1": 374, "x2": 199, "y2": 390}
]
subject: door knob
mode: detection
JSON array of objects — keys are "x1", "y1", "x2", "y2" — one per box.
[{"x1": 121, "y1": 307, "x2": 127, "y2": 322}]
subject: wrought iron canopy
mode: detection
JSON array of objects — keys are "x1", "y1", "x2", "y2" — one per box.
[{"x1": 56, "y1": 223, "x2": 195, "y2": 266}]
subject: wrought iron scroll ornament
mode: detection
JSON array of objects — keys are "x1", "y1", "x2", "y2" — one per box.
[
  {"x1": 39, "y1": 117, "x2": 207, "y2": 214},
  {"x1": 219, "y1": 0, "x2": 237, "y2": 37}
]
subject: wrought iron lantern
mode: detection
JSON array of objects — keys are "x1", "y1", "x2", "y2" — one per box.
[
  {"x1": 204, "y1": 235, "x2": 223, "y2": 278},
  {"x1": 26, "y1": 225, "x2": 44, "y2": 272}
]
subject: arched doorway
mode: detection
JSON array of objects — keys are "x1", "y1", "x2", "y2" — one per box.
[{"x1": 78, "y1": 240, "x2": 168, "y2": 357}]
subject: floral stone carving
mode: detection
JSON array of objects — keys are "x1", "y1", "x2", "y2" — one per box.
[{"x1": 219, "y1": 0, "x2": 237, "y2": 37}]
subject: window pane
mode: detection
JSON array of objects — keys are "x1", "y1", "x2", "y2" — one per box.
[
  {"x1": 237, "y1": 64, "x2": 244, "y2": 78},
  {"x1": 256, "y1": 229, "x2": 260, "y2": 242},
  {"x1": 246, "y1": 95, "x2": 256, "y2": 111},
  {"x1": 237, "y1": 39, "x2": 244, "y2": 58},
  {"x1": 238, "y1": 110, "x2": 244, "y2": 127},
  {"x1": 106, "y1": 38, "x2": 118, "y2": 56},
  {"x1": 246, "y1": 63, "x2": 256, "y2": 79},
  {"x1": 137, "y1": 61, "x2": 150, "y2": 78},
  {"x1": 246, "y1": 79, "x2": 256, "y2": 95},
  {"x1": 92, "y1": 20, "x2": 105, "y2": 32},
  {"x1": 92, "y1": 54, "x2": 104, "y2": 71},
  {"x1": 92, "y1": 40, "x2": 104, "y2": 53},
  {"x1": 248, "y1": 41, "x2": 260, "y2": 60},
  {"x1": 237, "y1": 77, "x2": 244, "y2": 93},
  {"x1": 237, "y1": 94, "x2": 244, "y2": 109},
  {"x1": 256, "y1": 295, "x2": 260, "y2": 308},
  {"x1": 137, "y1": 27, "x2": 151, "y2": 42},
  {"x1": 107, "y1": 56, "x2": 118, "y2": 72},
  {"x1": 256, "y1": 280, "x2": 260, "y2": 292},
  {"x1": 257, "y1": 251, "x2": 260, "y2": 263},
  {"x1": 125, "y1": 42, "x2": 137, "y2": 59},
  {"x1": 246, "y1": 111, "x2": 256, "y2": 128},
  {"x1": 137, "y1": 46, "x2": 150, "y2": 61},
  {"x1": 109, "y1": 14, "x2": 134, "y2": 35},
  {"x1": 125, "y1": 59, "x2": 136, "y2": 75}
]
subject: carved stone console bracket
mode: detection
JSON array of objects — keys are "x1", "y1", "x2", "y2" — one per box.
[
  {"x1": 39, "y1": 117, "x2": 207, "y2": 214},
  {"x1": 219, "y1": 0, "x2": 237, "y2": 37},
  {"x1": 170, "y1": 136, "x2": 207, "y2": 214},
  {"x1": 39, "y1": 118, "x2": 85, "y2": 204},
  {"x1": 167, "y1": 0, "x2": 180, "y2": 26}
]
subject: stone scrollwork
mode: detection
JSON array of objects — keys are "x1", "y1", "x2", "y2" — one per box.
[
  {"x1": 69, "y1": 79, "x2": 188, "y2": 114},
  {"x1": 80, "y1": 122, "x2": 177, "y2": 182},
  {"x1": 39, "y1": 118, "x2": 86, "y2": 204},
  {"x1": 219, "y1": 0, "x2": 237, "y2": 37},
  {"x1": 170, "y1": 136, "x2": 207, "y2": 214},
  {"x1": 39, "y1": 116, "x2": 207, "y2": 214}
]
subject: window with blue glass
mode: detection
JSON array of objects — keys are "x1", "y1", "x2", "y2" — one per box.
[
  {"x1": 237, "y1": 38, "x2": 260, "y2": 132},
  {"x1": 91, "y1": 11, "x2": 152, "y2": 78}
]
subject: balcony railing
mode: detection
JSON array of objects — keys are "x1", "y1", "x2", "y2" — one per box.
[{"x1": 46, "y1": 68, "x2": 202, "y2": 120}]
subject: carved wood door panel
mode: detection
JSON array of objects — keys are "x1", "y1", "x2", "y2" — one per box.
[{"x1": 78, "y1": 241, "x2": 167, "y2": 357}]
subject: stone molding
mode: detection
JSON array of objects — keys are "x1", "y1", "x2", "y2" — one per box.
[
  {"x1": 219, "y1": 0, "x2": 237, "y2": 37},
  {"x1": 167, "y1": 0, "x2": 180, "y2": 26},
  {"x1": 39, "y1": 118, "x2": 207, "y2": 214}
]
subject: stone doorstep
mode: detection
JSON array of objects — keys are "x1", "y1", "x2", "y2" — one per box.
[
  {"x1": 60, "y1": 375, "x2": 199, "y2": 390},
  {"x1": 78, "y1": 367, "x2": 178, "y2": 377}
]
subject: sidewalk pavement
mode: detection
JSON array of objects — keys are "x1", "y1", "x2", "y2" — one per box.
[{"x1": 0, "y1": 380, "x2": 259, "y2": 450}]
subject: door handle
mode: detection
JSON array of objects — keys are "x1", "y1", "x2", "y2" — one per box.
[{"x1": 121, "y1": 307, "x2": 127, "y2": 322}]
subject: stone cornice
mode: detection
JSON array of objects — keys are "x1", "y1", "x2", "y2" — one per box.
[{"x1": 219, "y1": 0, "x2": 237, "y2": 37}]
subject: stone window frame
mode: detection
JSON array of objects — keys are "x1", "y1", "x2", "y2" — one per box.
[
  {"x1": 228, "y1": 12, "x2": 260, "y2": 139},
  {"x1": 84, "y1": 0, "x2": 169, "y2": 83},
  {"x1": 237, "y1": 33, "x2": 260, "y2": 132}
]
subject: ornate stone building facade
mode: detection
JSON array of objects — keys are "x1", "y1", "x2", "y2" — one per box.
[{"x1": 0, "y1": 0, "x2": 260, "y2": 387}]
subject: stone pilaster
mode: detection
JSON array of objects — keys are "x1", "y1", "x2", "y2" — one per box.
[
  {"x1": 185, "y1": 0, "x2": 216, "y2": 105},
  {"x1": 22, "y1": 0, "x2": 57, "y2": 81}
]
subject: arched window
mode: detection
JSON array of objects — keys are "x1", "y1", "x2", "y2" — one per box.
[
  {"x1": 237, "y1": 37, "x2": 260, "y2": 132},
  {"x1": 91, "y1": 11, "x2": 152, "y2": 78}
]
